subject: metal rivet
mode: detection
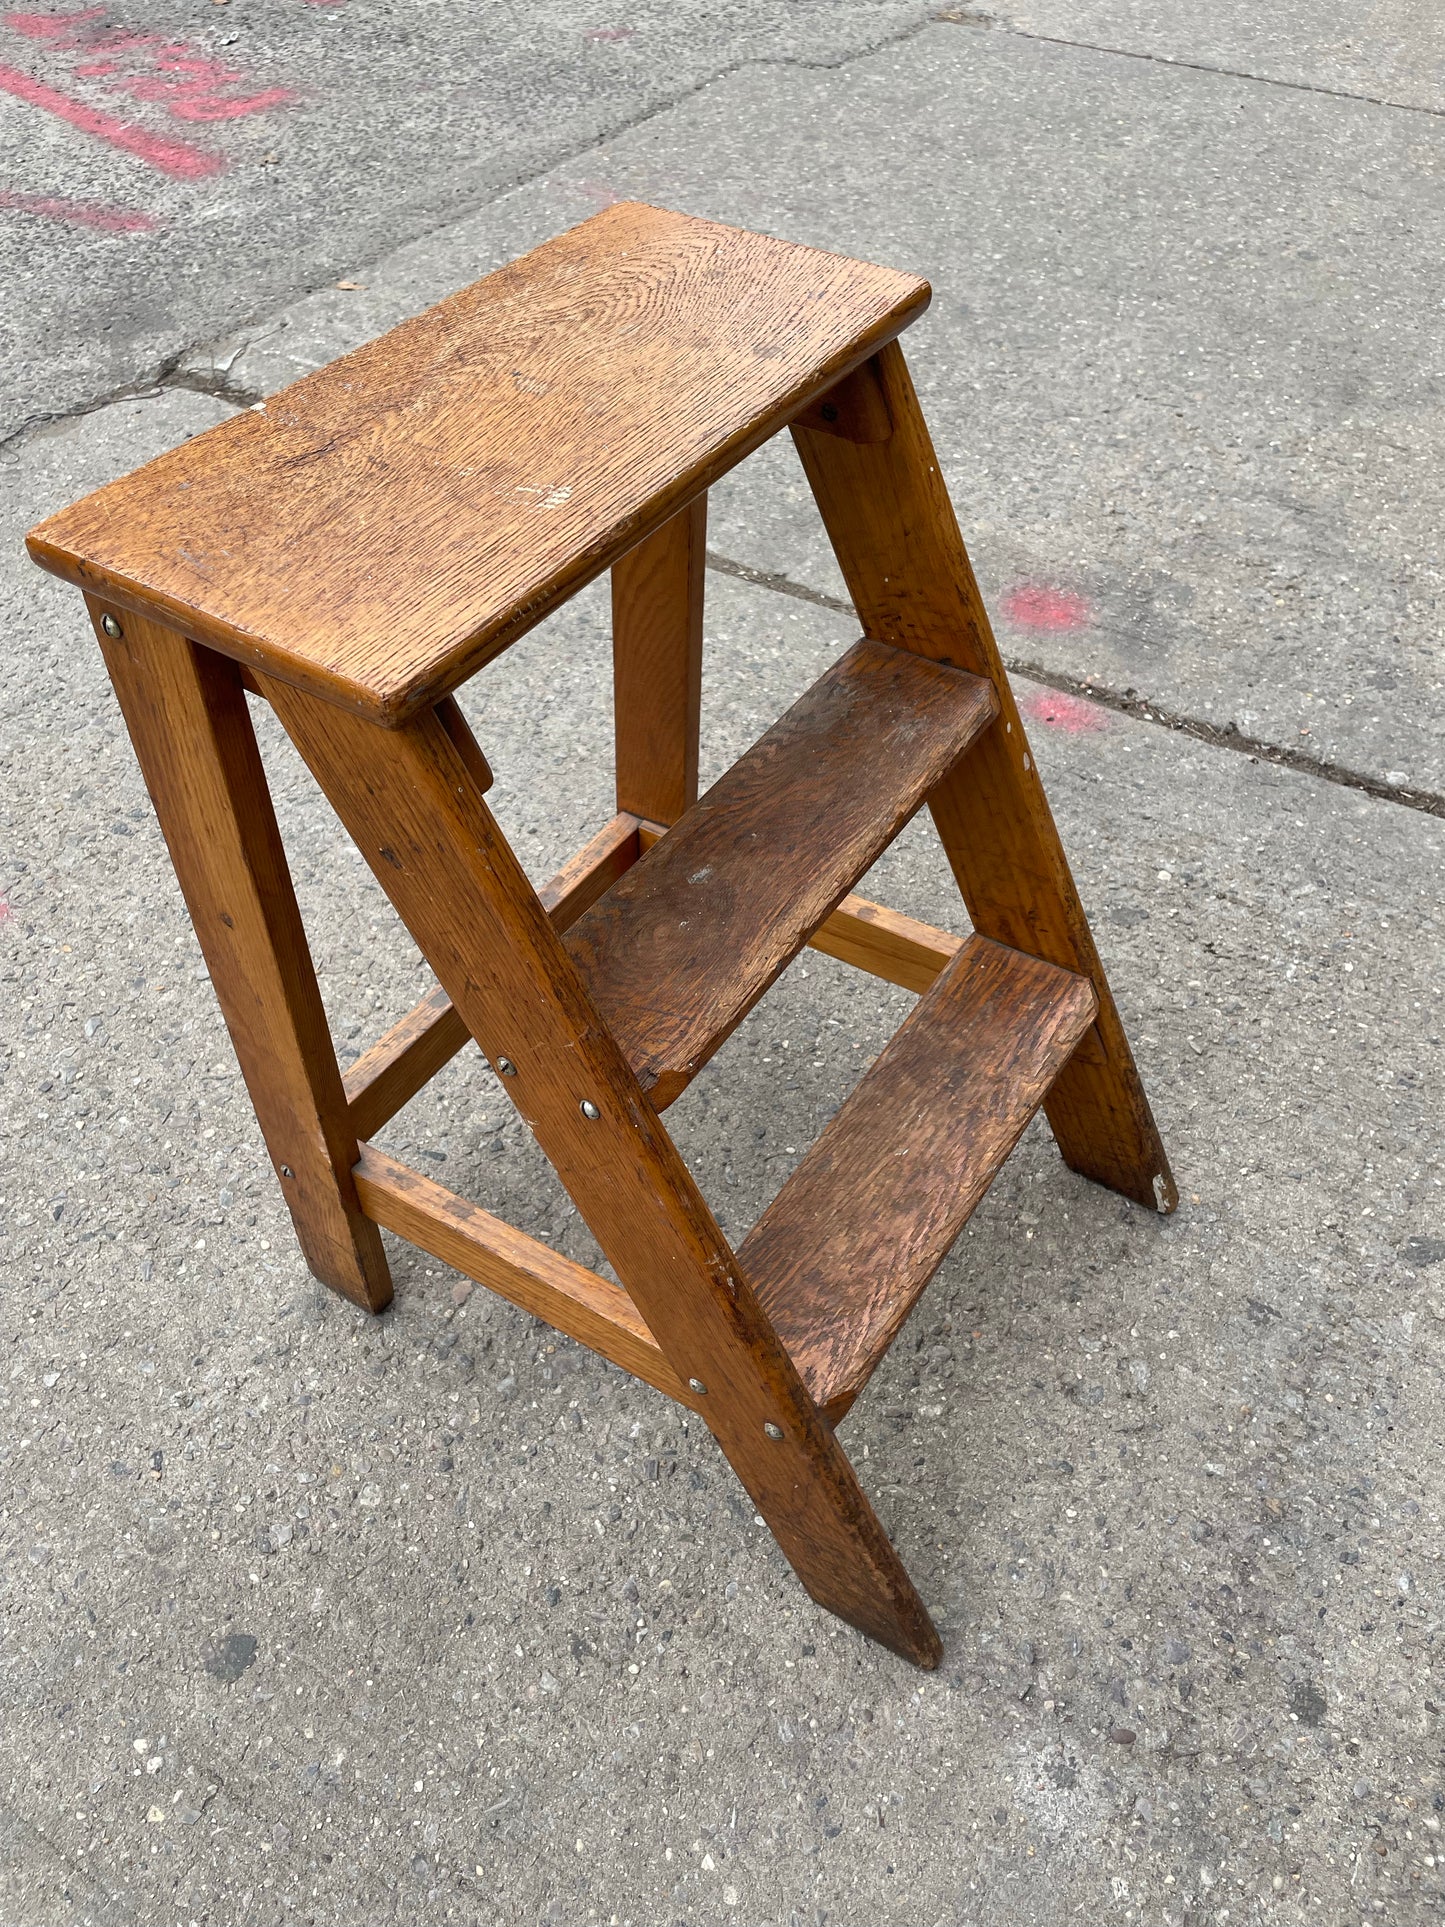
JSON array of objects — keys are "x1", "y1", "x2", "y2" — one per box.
[
  {"x1": 496, "y1": 1057, "x2": 517, "y2": 1077},
  {"x1": 100, "y1": 613, "x2": 123, "y2": 639},
  {"x1": 279, "y1": 1164, "x2": 295, "y2": 1179},
  {"x1": 688, "y1": 1378, "x2": 707, "y2": 1396},
  {"x1": 820, "y1": 402, "x2": 839, "y2": 422},
  {"x1": 763, "y1": 1421, "x2": 783, "y2": 1441},
  {"x1": 579, "y1": 1099, "x2": 601, "y2": 1120}
]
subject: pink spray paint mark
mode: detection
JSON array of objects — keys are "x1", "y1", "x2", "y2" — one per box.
[
  {"x1": 0, "y1": 62, "x2": 225, "y2": 172},
  {"x1": 584, "y1": 25, "x2": 634, "y2": 41},
  {"x1": 0, "y1": 895, "x2": 11, "y2": 923},
  {"x1": 3, "y1": 5, "x2": 296, "y2": 145},
  {"x1": 1021, "y1": 688, "x2": 1110, "y2": 735},
  {"x1": 4, "y1": 5, "x2": 107, "y2": 37},
  {"x1": 1001, "y1": 582, "x2": 1092, "y2": 633},
  {"x1": 0, "y1": 185, "x2": 155, "y2": 227}
]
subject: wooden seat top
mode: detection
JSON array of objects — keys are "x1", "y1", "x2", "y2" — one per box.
[{"x1": 28, "y1": 203, "x2": 929, "y2": 723}]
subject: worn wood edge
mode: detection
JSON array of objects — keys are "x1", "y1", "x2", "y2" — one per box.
[
  {"x1": 368, "y1": 292, "x2": 926, "y2": 721},
  {"x1": 23, "y1": 554, "x2": 391, "y2": 723},
  {"x1": 828, "y1": 982, "x2": 1099, "y2": 1416},
  {"x1": 591, "y1": 658, "x2": 996, "y2": 1111},
  {"x1": 353, "y1": 1144, "x2": 698, "y2": 1409},
  {"x1": 27, "y1": 301, "x2": 929, "y2": 728},
  {"x1": 343, "y1": 812, "x2": 644, "y2": 1136},
  {"x1": 643, "y1": 820, "x2": 969, "y2": 998},
  {"x1": 754, "y1": 937, "x2": 1099, "y2": 1417}
]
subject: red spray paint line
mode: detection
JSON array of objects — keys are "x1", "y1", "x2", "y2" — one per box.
[
  {"x1": 1001, "y1": 583, "x2": 1091, "y2": 633},
  {"x1": 0, "y1": 62, "x2": 224, "y2": 174},
  {"x1": 1020, "y1": 688, "x2": 1110, "y2": 736},
  {"x1": 0, "y1": 185, "x2": 154, "y2": 228}
]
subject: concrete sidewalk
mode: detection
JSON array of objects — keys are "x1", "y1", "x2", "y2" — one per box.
[
  {"x1": 0, "y1": 0, "x2": 936, "y2": 443},
  {"x1": 3, "y1": 7, "x2": 1443, "y2": 1924}
]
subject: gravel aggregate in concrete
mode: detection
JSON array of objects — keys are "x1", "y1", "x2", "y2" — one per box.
[
  {"x1": 172, "y1": 23, "x2": 1445, "y2": 801},
  {"x1": 0, "y1": 0, "x2": 934, "y2": 442},
  {"x1": 993, "y1": 0, "x2": 1445, "y2": 113},
  {"x1": 4, "y1": 11, "x2": 1444, "y2": 1917},
  {"x1": 3, "y1": 391, "x2": 1443, "y2": 1924}
]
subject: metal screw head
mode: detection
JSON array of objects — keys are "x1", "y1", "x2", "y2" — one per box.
[
  {"x1": 688, "y1": 1377, "x2": 707, "y2": 1396},
  {"x1": 763, "y1": 1421, "x2": 784, "y2": 1441},
  {"x1": 579, "y1": 1099, "x2": 600, "y2": 1120},
  {"x1": 819, "y1": 402, "x2": 839, "y2": 423},
  {"x1": 495, "y1": 1057, "x2": 517, "y2": 1077},
  {"x1": 100, "y1": 613, "x2": 123, "y2": 639},
  {"x1": 279, "y1": 1164, "x2": 295, "y2": 1179}
]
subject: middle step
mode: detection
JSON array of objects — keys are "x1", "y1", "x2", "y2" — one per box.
[{"x1": 566, "y1": 636, "x2": 998, "y2": 1108}]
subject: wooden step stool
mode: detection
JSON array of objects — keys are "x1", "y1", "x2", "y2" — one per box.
[{"x1": 28, "y1": 203, "x2": 1175, "y2": 1667}]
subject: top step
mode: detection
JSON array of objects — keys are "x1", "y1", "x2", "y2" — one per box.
[{"x1": 27, "y1": 204, "x2": 929, "y2": 725}]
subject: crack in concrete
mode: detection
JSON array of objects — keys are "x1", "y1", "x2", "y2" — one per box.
[
  {"x1": 0, "y1": 371, "x2": 173, "y2": 458},
  {"x1": 0, "y1": 1796, "x2": 133, "y2": 1923},
  {"x1": 1, "y1": 4, "x2": 1436, "y2": 458},
  {"x1": 704, "y1": 549, "x2": 1445, "y2": 820},
  {"x1": 2, "y1": 0, "x2": 1434, "y2": 824},
  {"x1": 0, "y1": 351, "x2": 261, "y2": 457},
  {"x1": 162, "y1": 363, "x2": 263, "y2": 411},
  {"x1": 0, "y1": 8, "x2": 937, "y2": 458},
  {"x1": 5, "y1": 0, "x2": 1428, "y2": 460},
  {"x1": 936, "y1": 8, "x2": 1445, "y2": 119}
]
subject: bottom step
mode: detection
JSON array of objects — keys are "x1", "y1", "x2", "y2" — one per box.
[{"x1": 742, "y1": 935, "x2": 1097, "y2": 1419}]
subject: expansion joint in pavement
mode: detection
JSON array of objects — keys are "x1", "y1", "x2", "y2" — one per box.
[
  {"x1": 705, "y1": 548, "x2": 1445, "y2": 820},
  {"x1": 936, "y1": 11, "x2": 1445, "y2": 120}
]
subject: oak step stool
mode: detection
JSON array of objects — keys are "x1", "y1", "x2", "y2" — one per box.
[{"x1": 28, "y1": 203, "x2": 1175, "y2": 1668}]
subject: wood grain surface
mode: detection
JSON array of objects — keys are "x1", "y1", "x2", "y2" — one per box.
[
  {"x1": 792, "y1": 343, "x2": 1177, "y2": 1214},
  {"x1": 29, "y1": 204, "x2": 928, "y2": 724},
  {"x1": 613, "y1": 498, "x2": 706, "y2": 826},
  {"x1": 745, "y1": 934, "x2": 1097, "y2": 1418},
  {"x1": 345, "y1": 880, "x2": 967, "y2": 1140},
  {"x1": 808, "y1": 892, "x2": 964, "y2": 995},
  {"x1": 566, "y1": 636, "x2": 996, "y2": 1108},
  {"x1": 92, "y1": 604, "x2": 391, "y2": 1310},
  {"x1": 343, "y1": 809, "x2": 644, "y2": 1138},
  {"x1": 353, "y1": 1144, "x2": 695, "y2": 1408},
  {"x1": 265, "y1": 673, "x2": 941, "y2": 1666}
]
